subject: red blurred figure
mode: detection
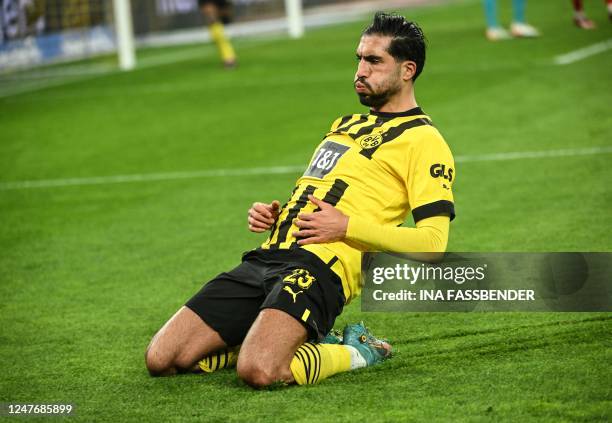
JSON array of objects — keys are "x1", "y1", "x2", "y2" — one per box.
[{"x1": 572, "y1": 0, "x2": 612, "y2": 29}]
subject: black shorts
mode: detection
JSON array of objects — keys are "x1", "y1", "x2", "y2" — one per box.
[{"x1": 185, "y1": 248, "x2": 345, "y2": 347}]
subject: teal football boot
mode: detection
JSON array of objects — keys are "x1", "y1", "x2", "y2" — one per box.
[
  {"x1": 320, "y1": 329, "x2": 343, "y2": 344},
  {"x1": 342, "y1": 322, "x2": 392, "y2": 366}
]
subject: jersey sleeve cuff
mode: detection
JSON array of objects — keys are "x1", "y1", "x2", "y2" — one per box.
[{"x1": 411, "y1": 200, "x2": 455, "y2": 223}]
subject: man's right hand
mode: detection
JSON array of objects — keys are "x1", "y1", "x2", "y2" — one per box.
[{"x1": 248, "y1": 200, "x2": 281, "y2": 233}]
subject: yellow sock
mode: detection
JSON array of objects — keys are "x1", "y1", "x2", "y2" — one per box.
[
  {"x1": 198, "y1": 346, "x2": 240, "y2": 373},
  {"x1": 290, "y1": 343, "x2": 353, "y2": 385},
  {"x1": 209, "y1": 21, "x2": 236, "y2": 63}
]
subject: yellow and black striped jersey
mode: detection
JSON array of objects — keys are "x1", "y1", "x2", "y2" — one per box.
[{"x1": 261, "y1": 107, "x2": 455, "y2": 303}]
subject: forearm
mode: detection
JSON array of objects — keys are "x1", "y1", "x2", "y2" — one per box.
[{"x1": 345, "y1": 215, "x2": 450, "y2": 259}]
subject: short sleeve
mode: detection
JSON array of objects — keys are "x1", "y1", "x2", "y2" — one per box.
[{"x1": 406, "y1": 129, "x2": 456, "y2": 223}]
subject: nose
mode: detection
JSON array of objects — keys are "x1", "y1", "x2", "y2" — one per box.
[{"x1": 356, "y1": 59, "x2": 370, "y2": 79}]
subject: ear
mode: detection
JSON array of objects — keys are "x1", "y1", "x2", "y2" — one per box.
[{"x1": 402, "y1": 60, "x2": 417, "y2": 81}]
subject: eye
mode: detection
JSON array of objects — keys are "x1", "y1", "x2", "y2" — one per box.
[{"x1": 363, "y1": 56, "x2": 381, "y2": 64}]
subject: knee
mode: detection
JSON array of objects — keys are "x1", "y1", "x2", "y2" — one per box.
[
  {"x1": 236, "y1": 360, "x2": 280, "y2": 388},
  {"x1": 145, "y1": 343, "x2": 175, "y2": 377}
]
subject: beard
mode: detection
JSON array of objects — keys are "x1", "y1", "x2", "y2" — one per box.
[
  {"x1": 355, "y1": 72, "x2": 402, "y2": 109},
  {"x1": 357, "y1": 91, "x2": 391, "y2": 108}
]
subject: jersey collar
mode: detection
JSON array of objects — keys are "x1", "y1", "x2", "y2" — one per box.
[{"x1": 369, "y1": 106, "x2": 424, "y2": 118}]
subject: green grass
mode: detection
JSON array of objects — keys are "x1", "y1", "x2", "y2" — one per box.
[{"x1": 1, "y1": 0, "x2": 611, "y2": 421}]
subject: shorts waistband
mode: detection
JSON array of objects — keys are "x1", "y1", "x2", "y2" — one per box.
[{"x1": 244, "y1": 247, "x2": 334, "y2": 266}]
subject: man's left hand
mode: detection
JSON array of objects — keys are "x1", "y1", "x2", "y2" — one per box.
[{"x1": 293, "y1": 195, "x2": 349, "y2": 245}]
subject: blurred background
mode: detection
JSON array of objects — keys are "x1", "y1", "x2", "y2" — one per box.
[{"x1": 1, "y1": 0, "x2": 414, "y2": 70}]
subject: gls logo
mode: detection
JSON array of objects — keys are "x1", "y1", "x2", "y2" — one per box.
[{"x1": 430, "y1": 163, "x2": 454, "y2": 182}]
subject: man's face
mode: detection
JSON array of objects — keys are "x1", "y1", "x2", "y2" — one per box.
[{"x1": 354, "y1": 35, "x2": 403, "y2": 109}]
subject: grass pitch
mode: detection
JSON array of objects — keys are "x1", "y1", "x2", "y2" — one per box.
[{"x1": 1, "y1": 0, "x2": 611, "y2": 421}]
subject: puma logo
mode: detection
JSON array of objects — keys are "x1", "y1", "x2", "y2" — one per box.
[{"x1": 283, "y1": 285, "x2": 303, "y2": 303}]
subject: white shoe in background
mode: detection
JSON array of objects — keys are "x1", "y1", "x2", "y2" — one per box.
[
  {"x1": 510, "y1": 22, "x2": 541, "y2": 38},
  {"x1": 486, "y1": 27, "x2": 511, "y2": 41}
]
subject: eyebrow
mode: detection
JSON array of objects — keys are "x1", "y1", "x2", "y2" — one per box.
[{"x1": 355, "y1": 53, "x2": 383, "y2": 62}]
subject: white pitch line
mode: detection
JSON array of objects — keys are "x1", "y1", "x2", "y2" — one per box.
[
  {"x1": 554, "y1": 38, "x2": 612, "y2": 65},
  {"x1": 454, "y1": 146, "x2": 612, "y2": 163},
  {"x1": 1, "y1": 146, "x2": 611, "y2": 191},
  {"x1": 0, "y1": 63, "x2": 116, "y2": 81},
  {"x1": 0, "y1": 165, "x2": 305, "y2": 190}
]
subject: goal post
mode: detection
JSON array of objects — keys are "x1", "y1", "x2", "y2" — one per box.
[
  {"x1": 111, "y1": 0, "x2": 303, "y2": 70},
  {"x1": 284, "y1": 0, "x2": 304, "y2": 39},
  {"x1": 113, "y1": 0, "x2": 136, "y2": 70},
  {"x1": 0, "y1": 0, "x2": 315, "y2": 72}
]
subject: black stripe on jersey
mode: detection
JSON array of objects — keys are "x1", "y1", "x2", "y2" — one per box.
[
  {"x1": 335, "y1": 115, "x2": 353, "y2": 130},
  {"x1": 290, "y1": 179, "x2": 348, "y2": 248},
  {"x1": 270, "y1": 185, "x2": 316, "y2": 249},
  {"x1": 347, "y1": 117, "x2": 384, "y2": 140},
  {"x1": 359, "y1": 117, "x2": 432, "y2": 159},
  {"x1": 267, "y1": 187, "x2": 298, "y2": 246},
  {"x1": 314, "y1": 178, "x2": 349, "y2": 211},
  {"x1": 335, "y1": 115, "x2": 368, "y2": 133},
  {"x1": 412, "y1": 200, "x2": 455, "y2": 223}
]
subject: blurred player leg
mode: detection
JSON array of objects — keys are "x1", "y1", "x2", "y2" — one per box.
[
  {"x1": 512, "y1": 0, "x2": 526, "y2": 23},
  {"x1": 510, "y1": 0, "x2": 540, "y2": 37},
  {"x1": 200, "y1": 0, "x2": 237, "y2": 68},
  {"x1": 483, "y1": 0, "x2": 511, "y2": 40},
  {"x1": 572, "y1": 0, "x2": 596, "y2": 29}
]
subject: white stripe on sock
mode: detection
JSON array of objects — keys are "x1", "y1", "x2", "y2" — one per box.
[{"x1": 344, "y1": 345, "x2": 367, "y2": 370}]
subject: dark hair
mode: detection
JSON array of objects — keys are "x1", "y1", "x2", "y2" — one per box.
[{"x1": 363, "y1": 12, "x2": 426, "y2": 81}]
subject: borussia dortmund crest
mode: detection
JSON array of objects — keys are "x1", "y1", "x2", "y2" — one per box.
[
  {"x1": 359, "y1": 133, "x2": 383, "y2": 149},
  {"x1": 283, "y1": 269, "x2": 316, "y2": 290}
]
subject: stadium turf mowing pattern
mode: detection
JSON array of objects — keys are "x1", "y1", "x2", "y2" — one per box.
[{"x1": 1, "y1": 0, "x2": 611, "y2": 421}]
